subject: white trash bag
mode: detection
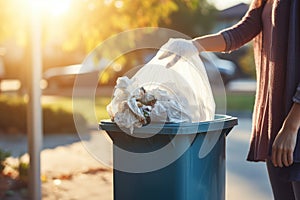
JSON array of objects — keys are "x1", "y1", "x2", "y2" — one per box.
[{"x1": 107, "y1": 38, "x2": 215, "y2": 133}]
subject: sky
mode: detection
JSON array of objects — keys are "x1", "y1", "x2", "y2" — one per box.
[{"x1": 209, "y1": 0, "x2": 251, "y2": 10}]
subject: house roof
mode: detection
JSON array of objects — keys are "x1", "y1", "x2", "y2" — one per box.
[{"x1": 218, "y1": 3, "x2": 249, "y2": 20}]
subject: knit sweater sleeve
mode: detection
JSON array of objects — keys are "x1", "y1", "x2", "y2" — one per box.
[
  {"x1": 219, "y1": 1, "x2": 265, "y2": 52},
  {"x1": 293, "y1": 83, "x2": 300, "y2": 103}
]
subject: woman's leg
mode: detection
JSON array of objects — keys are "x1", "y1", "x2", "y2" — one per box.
[
  {"x1": 292, "y1": 182, "x2": 300, "y2": 200},
  {"x1": 266, "y1": 160, "x2": 295, "y2": 200}
]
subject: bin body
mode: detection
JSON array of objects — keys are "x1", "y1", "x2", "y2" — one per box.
[{"x1": 99, "y1": 115, "x2": 237, "y2": 200}]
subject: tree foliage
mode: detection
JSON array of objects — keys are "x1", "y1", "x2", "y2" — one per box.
[
  {"x1": 0, "y1": 0, "x2": 217, "y2": 80},
  {"x1": 160, "y1": 0, "x2": 217, "y2": 37},
  {"x1": 0, "y1": 0, "x2": 216, "y2": 53},
  {"x1": 68, "y1": 0, "x2": 179, "y2": 52}
]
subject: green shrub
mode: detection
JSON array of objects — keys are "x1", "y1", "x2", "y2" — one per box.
[
  {"x1": 42, "y1": 106, "x2": 87, "y2": 134},
  {"x1": 0, "y1": 149, "x2": 11, "y2": 173},
  {"x1": 17, "y1": 159, "x2": 29, "y2": 184},
  {"x1": 0, "y1": 95, "x2": 87, "y2": 134}
]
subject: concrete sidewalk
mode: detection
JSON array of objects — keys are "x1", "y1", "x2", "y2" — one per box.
[
  {"x1": 226, "y1": 117, "x2": 272, "y2": 199},
  {"x1": 0, "y1": 116, "x2": 273, "y2": 200}
]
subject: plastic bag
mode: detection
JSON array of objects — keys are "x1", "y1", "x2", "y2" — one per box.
[{"x1": 107, "y1": 38, "x2": 215, "y2": 133}]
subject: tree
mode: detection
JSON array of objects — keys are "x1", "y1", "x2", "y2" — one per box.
[
  {"x1": 0, "y1": 0, "x2": 177, "y2": 52},
  {"x1": 0, "y1": 0, "x2": 216, "y2": 52},
  {"x1": 159, "y1": 0, "x2": 217, "y2": 37},
  {"x1": 0, "y1": 0, "x2": 217, "y2": 81}
]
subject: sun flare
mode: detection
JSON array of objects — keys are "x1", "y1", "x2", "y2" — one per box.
[{"x1": 34, "y1": 0, "x2": 71, "y2": 17}]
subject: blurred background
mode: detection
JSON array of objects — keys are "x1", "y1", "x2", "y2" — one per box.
[
  {"x1": 0, "y1": 0, "x2": 254, "y2": 93},
  {"x1": 0, "y1": 0, "x2": 256, "y2": 138},
  {"x1": 0, "y1": 0, "x2": 272, "y2": 199}
]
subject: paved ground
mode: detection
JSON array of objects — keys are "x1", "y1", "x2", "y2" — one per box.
[
  {"x1": 0, "y1": 115, "x2": 273, "y2": 200},
  {"x1": 226, "y1": 117, "x2": 272, "y2": 200}
]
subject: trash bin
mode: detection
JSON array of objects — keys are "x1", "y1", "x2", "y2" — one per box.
[{"x1": 99, "y1": 114, "x2": 237, "y2": 200}]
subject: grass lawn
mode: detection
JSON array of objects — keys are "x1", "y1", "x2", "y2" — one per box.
[{"x1": 226, "y1": 93, "x2": 255, "y2": 111}]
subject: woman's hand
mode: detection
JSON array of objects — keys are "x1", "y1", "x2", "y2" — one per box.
[
  {"x1": 272, "y1": 103, "x2": 300, "y2": 167},
  {"x1": 158, "y1": 38, "x2": 200, "y2": 68},
  {"x1": 158, "y1": 34, "x2": 227, "y2": 68},
  {"x1": 272, "y1": 125, "x2": 297, "y2": 167}
]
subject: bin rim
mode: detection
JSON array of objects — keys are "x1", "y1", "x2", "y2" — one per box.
[{"x1": 99, "y1": 114, "x2": 238, "y2": 135}]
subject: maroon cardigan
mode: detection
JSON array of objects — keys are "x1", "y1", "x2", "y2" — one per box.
[{"x1": 220, "y1": 0, "x2": 300, "y2": 162}]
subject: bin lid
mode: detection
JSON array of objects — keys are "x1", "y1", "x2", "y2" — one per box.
[{"x1": 99, "y1": 114, "x2": 238, "y2": 135}]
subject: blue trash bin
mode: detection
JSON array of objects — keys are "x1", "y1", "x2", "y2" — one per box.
[{"x1": 99, "y1": 114, "x2": 237, "y2": 200}]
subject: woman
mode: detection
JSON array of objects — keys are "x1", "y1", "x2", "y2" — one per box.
[{"x1": 161, "y1": 0, "x2": 300, "y2": 199}]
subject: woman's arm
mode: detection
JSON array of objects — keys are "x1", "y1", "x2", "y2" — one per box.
[
  {"x1": 192, "y1": 33, "x2": 226, "y2": 52},
  {"x1": 272, "y1": 82, "x2": 300, "y2": 167},
  {"x1": 193, "y1": 0, "x2": 265, "y2": 53},
  {"x1": 272, "y1": 103, "x2": 300, "y2": 167},
  {"x1": 160, "y1": 0, "x2": 265, "y2": 67}
]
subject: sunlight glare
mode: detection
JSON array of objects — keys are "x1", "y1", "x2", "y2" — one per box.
[
  {"x1": 39, "y1": 0, "x2": 71, "y2": 16},
  {"x1": 104, "y1": 0, "x2": 113, "y2": 5},
  {"x1": 114, "y1": 0, "x2": 124, "y2": 8}
]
